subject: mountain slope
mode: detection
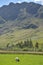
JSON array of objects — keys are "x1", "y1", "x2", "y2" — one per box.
[
  {"x1": 0, "y1": 2, "x2": 43, "y2": 47},
  {"x1": 0, "y1": 2, "x2": 42, "y2": 20}
]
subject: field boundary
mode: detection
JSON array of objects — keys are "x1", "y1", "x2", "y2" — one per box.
[{"x1": 0, "y1": 50, "x2": 43, "y2": 55}]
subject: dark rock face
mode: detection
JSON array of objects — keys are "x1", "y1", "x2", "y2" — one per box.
[
  {"x1": 0, "y1": 2, "x2": 43, "y2": 21},
  {"x1": 23, "y1": 24, "x2": 38, "y2": 29},
  {"x1": 0, "y1": 2, "x2": 43, "y2": 35}
]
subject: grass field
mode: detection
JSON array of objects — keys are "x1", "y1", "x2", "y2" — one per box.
[{"x1": 0, "y1": 54, "x2": 43, "y2": 65}]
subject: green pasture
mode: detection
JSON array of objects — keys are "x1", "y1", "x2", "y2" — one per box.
[{"x1": 0, "y1": 54, "x2": 43, "y2": 65}]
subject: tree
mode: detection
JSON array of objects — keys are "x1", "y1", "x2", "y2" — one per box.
[
  {"x1": 6, "y1": 43, "x2": 10, "y2": 48},
  {"x1": 35, "y1": 42, "x2": 39, "y2": 49},
  {"x1": 24, "y1": 39, "x2": 29, "y2": 47},
  {"x1": 6, "y1": 43, "x2": 15, "y2": 50},
  {"x1": 26, "y1": 39, "x2": 30, "y2": 47},
  {"x1": 16, "y1": 41, "x2": 23, "y2": 48},
  {"x1": 29, "y1": 39, "x2": 33, "y2": 48},
  {"x1": 24, "y1": 40, "x2": 27, "y2": 47}
]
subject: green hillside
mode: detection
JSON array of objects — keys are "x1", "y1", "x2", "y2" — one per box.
[
  {"x1": 0, "y1": 2, "x2": 43, "y2": 50},
  {"x1": 0, "y1": 18, "x2": 43, "y2": 48}
]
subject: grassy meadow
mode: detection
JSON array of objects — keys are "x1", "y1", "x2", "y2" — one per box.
[{"x1": 0, "y1": 54, "x2": 43, "y2": 65}]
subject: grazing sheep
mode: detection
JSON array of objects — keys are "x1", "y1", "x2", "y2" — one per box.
[{"x1": 15, "y1": 57, "x2": 20, "y2": 62}]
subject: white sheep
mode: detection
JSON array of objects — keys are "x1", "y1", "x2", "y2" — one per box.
[{"x1": 15, "y1": 57, "x2": 20, "y2": 62}]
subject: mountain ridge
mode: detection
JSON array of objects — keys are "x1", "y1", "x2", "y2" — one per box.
[
  {"x1": 0, "y1": 2, "x2": 43, "y2": 46},
  {"x1": 0, "y1": 2, "x2": 43, "y2": 21}
]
